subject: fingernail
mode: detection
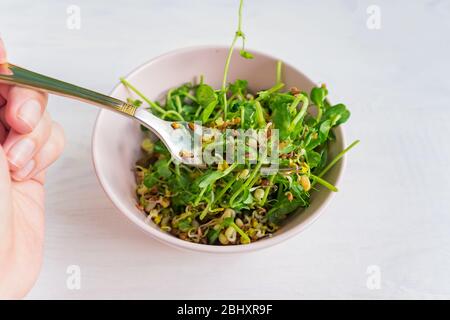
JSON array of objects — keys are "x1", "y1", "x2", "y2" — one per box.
[
  {"x1": 12, "y1": 159, "x2": 35, "y2": 181},
  {"x1": 18, "y1": 99, "x2": 41, "y2": 130},
  {"x1": 7, "y1": 138, "x2": 35, "y2": 168}
]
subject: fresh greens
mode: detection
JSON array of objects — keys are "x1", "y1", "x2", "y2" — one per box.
[{"x1": 125, "y1": 0, "x2": 358, "y2": 245}]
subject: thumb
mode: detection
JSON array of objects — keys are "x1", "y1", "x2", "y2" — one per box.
[{"x1": 0, "y1": 147, "x2": 13, "y2": 243}]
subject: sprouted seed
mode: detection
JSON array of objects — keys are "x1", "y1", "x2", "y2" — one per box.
[{"x1": 123, "y1": 0, "x2": 359, "y2": 245}]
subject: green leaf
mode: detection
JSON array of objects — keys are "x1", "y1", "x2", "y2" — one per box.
[
  {"x1": 279, "y1": 143, "x2": 296, "y2": 154},
  {"x1": 271, "y1": 99, "x2": 291, "y2": 141},
  {"x1": 207, "y1": 228, "x2": 220, "y2": 244},
  {"x1": 323, "y1": 104, "x2": 350, "y2": 126},
  {"x1": 173, "y1": 83, "x2": 193, "y2": 97},
  {"x1": 222, "y1": 217, "x2": 234, "y2": 227},
  {"x1": 306, "y1": 120, "x2": 331, "y2": 151},
  {"x1": 197, "y1": 170, "x2": 222, "y2": 189},
  {"x1": 241, "y1": 102, "x2": 256, "y2": 129},
  {"x1": 310, "y1": 87, "x2": 328, "y2": 107},
  {"x1": 201, "y1": 99, "x2": 218, "y2": 123},
  {"x1": 153, "y1": 140, "x2": 169, "y2": 154},
  {"x1": 290, "y1": 182, "x2": 309, "y2": 201},
  {"x1": 230, "y1": 79, "x2": 248, "y2": 95},
  {"x1": 127, "y1": 98, "x2": 143, "y2": 107},
  {"x1": 254, "y1": 101, "x2": 266, "y2": 128},
  {"x1": 178, "y1": 219, "x2": 191, "y2": 232},
  {"x1": 171, "y1": 188, "x2": 195, "y2": 207},
  {"x1": 319, "y1": 120, "x2": 332, "y2": 143},
  {"x1": 181, "y1": 105, "x2": 197, "y2": 114},
  {"x1": 258, "y1": 86, "x2": 290, "y2": 104},
  {"x1": 229, "y1": 188, "x2": 250, "y2": 208},
  {"x1": 197, "y1": 163, "x2": 238, "y2": 189},
  {"x1": 143, "y1": 173, "x2": 158, "y2": 188},
  {"x1": 290, "y1": 117, "x2": 304, "y2": 139},
  {"x1": 196, "y1": 84, "x2": 218, "y2": 123},
  {"x1": 154, "y1": 159, "x2": 172, "y2": 178},
  {"x1": 267, "y1": 196, "x2": 308, "y2": 224},
  {"x1": 243, "y1": 192, "x2": 254, "y2": 204},
  {"x1": 316, "y1": 148, "x2": 328, "y2": 172},
  {"x1": 196, "y1": 84, "x2": 217, "y2": 107},
  {"x1": 240, "y1": 50, "x2": 254, "y2": 59},
  {"x1": 306, "y1": 150, "x2": 321, "y2": 168}
]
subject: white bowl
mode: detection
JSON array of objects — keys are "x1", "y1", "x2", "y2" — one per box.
[{"x1": 92, "y1": 46, "x2": 346, "y2": 253}]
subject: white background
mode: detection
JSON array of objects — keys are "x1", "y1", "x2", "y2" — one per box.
[{"x1": 1, "y1": 0, "x2": 449, "y2": 299}]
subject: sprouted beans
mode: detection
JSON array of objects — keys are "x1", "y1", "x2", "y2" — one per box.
[{"x1": 123, "y1": 0, "x2": 359, "y2": 245}]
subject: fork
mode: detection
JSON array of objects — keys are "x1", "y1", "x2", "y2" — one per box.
[{"x1": 0, "y1": 63, "x2": 202, "y2": 166}]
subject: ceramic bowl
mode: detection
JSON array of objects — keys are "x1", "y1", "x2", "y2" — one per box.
[{"x1": 92, "y1": 46, "x2": 346, "y2": 253}]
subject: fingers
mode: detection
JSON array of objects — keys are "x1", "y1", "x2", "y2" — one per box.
[
  {"x1": 2, "y1": 112, "x2": 52, "y2": 171},
  {"x1": 0, "y1": 147, "x2": 12, "y2": 219},
  {"x1": 12, "y1": 122, "x2": 64, "y2": 182},
  {"x1": 0, "y1": 38, "x2": 63, "y2": 185},
  {"x1": 32, "y1": 171, "x2": 46, "y2": 184},
  {"x1": 0, "y1": 38, "x2": 47, "y2": 134},
  {"x1": 0, "y1": 60, "x2": 14, "y2": 236},
  {"x1": 3, "y1": 86, "x2": 47, "y2": 134},
  {"x1": 0, "y1": 147, "x2": 13, "y2": 250}
]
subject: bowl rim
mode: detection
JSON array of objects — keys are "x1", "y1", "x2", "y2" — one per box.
[{"x1": 92, "y1": 45, "x2": 347, "y2": 253}]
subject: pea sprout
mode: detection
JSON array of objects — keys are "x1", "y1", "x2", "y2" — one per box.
[{"x1": 128, "y1": 0, "x2": 357, "y2": 245}]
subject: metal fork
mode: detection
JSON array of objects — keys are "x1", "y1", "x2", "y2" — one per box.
[{"x1": 0, "y1": 63, "x2": 201, "y2": 166}]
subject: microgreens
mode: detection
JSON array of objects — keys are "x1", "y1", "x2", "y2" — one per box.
[{"x1": 122, "y1": 0, "x2": 358, "y2": 245}]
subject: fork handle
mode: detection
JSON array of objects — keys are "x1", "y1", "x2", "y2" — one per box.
[{"x1": 0, "y1": 63, "x2": 138, "y2": 116}]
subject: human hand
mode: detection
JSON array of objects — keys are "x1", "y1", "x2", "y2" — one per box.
[{"x1": 0, "y1": 38, "x2": 65, "y2": 299}]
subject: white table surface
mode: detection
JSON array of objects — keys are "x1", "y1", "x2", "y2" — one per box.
[{"x1": 1, "y1": 0, "x2": 449, "y2": 299}]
